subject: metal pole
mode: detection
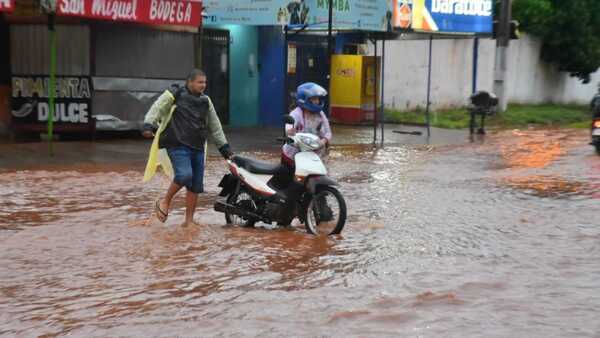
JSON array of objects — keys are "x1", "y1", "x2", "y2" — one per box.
[
  {"x1": 373, "y1": 38, "x2": 378, "y2": 143},
  {"x1": 380, "y1": 37, "x2": 385, "y2": 144},
  {"x1": 196, "y1": 24, "x2": 204, "y2": 69},
  {"x1": 48, "y1": 14, "x2": 56, "y2": 156},
  {"x1": 472, "y1": 37, "x2": 479, "y2": 94},
  {"x1": 327, "y1": 0, "x2": 333, "y2": 116},
  {"x1": 283, "y1": 25, "x2": 289, "y2": 136},
  {"x1": 493, "y1": 0, "x2": 511, "y2": 112},
  {"x1": 425, "y1": 35, "x2": 432, "y2": 138}
]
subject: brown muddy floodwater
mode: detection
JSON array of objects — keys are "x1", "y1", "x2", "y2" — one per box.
[{"x1": 1, "y1": 129, "x2": 599, "y2": 337}]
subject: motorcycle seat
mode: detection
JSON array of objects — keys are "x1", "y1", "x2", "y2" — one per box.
[{"x1": 232, "y1": 155, "x2": 282, "y2": 175}]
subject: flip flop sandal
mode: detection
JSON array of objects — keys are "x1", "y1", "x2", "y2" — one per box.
[{"x1": 155, "y1": 199, "x2": 168, "y2": 223}]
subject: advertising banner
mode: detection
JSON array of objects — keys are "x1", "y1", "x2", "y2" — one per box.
[
  {"x1": 411, "y1": 0, "x2": 493, "y2": 33},
  {"x1": 308, "y1": 0, "x2": 389, "y2": 31},
  {"x1": 56, "y1": 0, "x2": 202, "y2": 27},
  {"x1": 0, "y1": 0, "x2": 14, "y2": 13},
  {"x1": 202, "y1": 0, "x2": 288, "y2": 25},
  {"x1": 204, "y1": 0, "x2": 390, "y2": 31},
  {"x1": 11, "y1": 76, "x2": 93, "y2": 125},
  {"x1": 391, "y1": 0, "x2": 413, "y2": 29}
]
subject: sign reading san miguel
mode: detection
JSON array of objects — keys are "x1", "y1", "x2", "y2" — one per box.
[
  {"x1": 11, "y1": 76, "x2": 92, "y2": 125},
  {"x1": 57, "y1": 0, "x2": 202, "y2": 27},
  {"x1": 0, "y1": 0, "x2": 15, "y2": 13}
]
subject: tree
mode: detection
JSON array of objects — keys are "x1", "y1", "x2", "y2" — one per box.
[{"x1": 512, "y1": 0, "x2": 600, "y2": 83}]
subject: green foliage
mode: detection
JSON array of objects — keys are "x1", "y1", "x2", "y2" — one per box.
[
  {"x1": 511, "y1": 0, "x2": 600, "y2": 83},
  {"x1": 385, "y1": 104, "x2": 590, "y2": 129}
]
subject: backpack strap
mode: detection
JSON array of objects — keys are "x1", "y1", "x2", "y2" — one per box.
[{"x1": 167, "y1": 84, "x2": 184, "y2": 105}]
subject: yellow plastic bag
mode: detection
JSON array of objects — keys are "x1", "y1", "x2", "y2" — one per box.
[{"x1": 143, "y1": 106, "x2": 175, "y2": 182}]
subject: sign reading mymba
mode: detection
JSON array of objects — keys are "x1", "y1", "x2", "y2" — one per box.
[
  {"x1": 205, "y1": 0, "x2": 389, "y2": 31},
  {"x1": 11, "y1": 76, "x2": 92, "y2": 125},
  {"x1": 412, "y1": 0, "x2": 493, "y2": 33}
]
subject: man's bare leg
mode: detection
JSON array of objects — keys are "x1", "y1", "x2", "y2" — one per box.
[
  {"x1": 182, "y1": 190, "x2": 200, "y2": 227},
  {"x1": 160, "y1": 182, "x2": 183, "y2": 217}
]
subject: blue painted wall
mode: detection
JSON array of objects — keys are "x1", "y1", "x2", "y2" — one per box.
[
  {"x1": 201, "y1": 26, "x2": 358, "y2": 127},
  {"x1": 258, "y1": 27, "x2": 286, "y2": 126}
]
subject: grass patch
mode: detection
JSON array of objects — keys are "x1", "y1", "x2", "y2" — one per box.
[{"x1": 385, "y1": 104, "x2": 590, "y2": 129}]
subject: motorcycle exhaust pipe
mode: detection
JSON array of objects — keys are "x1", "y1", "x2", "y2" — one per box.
[{"x1": 214, "y1": 201, "x2": 267, "y2": 222}]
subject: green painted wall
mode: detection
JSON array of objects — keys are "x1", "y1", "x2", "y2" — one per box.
[{"x1": 217, "y1": 25, "x2": 259, "y2": 127}]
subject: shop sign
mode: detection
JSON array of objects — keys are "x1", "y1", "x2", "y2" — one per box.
[
  {"x1": 11, "y1": 76, "x2": 93, "y2": 125},
  {"x1": 411, "y1": 0, "x2": 493, "y2": 33},
  {"x1": 56, "y1": 0, "x2": 202, "y2": 27},
  {"x1": 310, "y1": 0, "x2": 389, "y2": 31},
  {"x1": 392, "y1": 0, "x2": 412, "y2": 29},
  {"x1": 204, "y1": 0, "x2": 389, "y2": 31}
]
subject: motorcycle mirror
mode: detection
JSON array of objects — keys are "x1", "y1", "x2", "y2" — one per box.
[
  {"x1": 276, "y1": 136, "x2": 294, "y2": 144},
  {"x1": 282, "y1": 115, "x2": 295, "y2": 124}
]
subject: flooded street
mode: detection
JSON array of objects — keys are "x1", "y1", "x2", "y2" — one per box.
[{"x1": 1, "y1": 128, "x2": 599, "y2": 337}]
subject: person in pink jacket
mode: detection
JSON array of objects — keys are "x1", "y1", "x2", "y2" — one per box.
[{"x1": 282, "y1": 82, "x2": 332, "y2": 169}]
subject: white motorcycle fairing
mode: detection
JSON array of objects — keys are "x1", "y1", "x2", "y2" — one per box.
[
  {"x1": 294, "y1": 151, "x2": 327, "y2": 178},
  {"x1": 229, "y1": 163, "x2": 276, "y2": 196}
]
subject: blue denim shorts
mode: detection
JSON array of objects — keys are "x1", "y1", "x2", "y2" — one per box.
[{"x1": 167, "y1": 145, "x2": 205, "y2": 193}]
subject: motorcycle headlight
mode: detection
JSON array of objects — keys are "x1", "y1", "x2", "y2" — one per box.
[
  {"x1": 594, "y1": 120, "x2": 600, "y2": 128},
  {"x1": 299, "y1": 135, "x2": 320, "y2": 149}
]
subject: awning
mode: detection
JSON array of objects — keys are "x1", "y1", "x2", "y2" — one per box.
[
  {"x1": 0, "y1": 0, "x2": 15, "y2": 13},
  {"x1": 55, "y1": 0, "x2": 202, "y2": 27}
]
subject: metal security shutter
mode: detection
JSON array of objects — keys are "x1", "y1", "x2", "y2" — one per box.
[
  {"x1": 94, "y1": 25, "x2": 194, "y2": 79},
  {"x1": 202, "y1": 29, "x2": 229, "y2": 124},
  {"x1": 10, "y1": 25, "x2": 90, "y2": 76}
]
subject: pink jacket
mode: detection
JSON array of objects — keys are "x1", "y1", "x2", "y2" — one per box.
[{"x1": 282, "y1": 107, "x2": 332, "y2": 159}]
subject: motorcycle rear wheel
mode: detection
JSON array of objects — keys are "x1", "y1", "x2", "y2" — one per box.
[{"x1": 304, "y1": 186, "x2": 347, "y2": 235}]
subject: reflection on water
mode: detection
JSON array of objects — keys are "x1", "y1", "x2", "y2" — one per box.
[
  {"x1": 1, "y1": 128, "x2": 599, "y2": 337},
  {"x1": 499, "y1": 130, "x2": 566, "y2": 168},
  {"x1": 503, "y1": 175, "x2": 588, "y2": 198}
]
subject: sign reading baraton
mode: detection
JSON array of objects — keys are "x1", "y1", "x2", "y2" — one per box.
[
  {"x1": 11, "y1": 76, "x2": 93, "y2": 124},
  {"x1": 412, "y1": 0, "x2": 493, "y2": 33}
]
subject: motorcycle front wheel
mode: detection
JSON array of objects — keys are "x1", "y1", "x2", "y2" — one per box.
[{"x1": 304, "y1": 186, "x2": 347, "y2": 235}]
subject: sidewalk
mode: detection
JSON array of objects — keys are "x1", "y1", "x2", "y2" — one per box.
[{"x1": 0, "y1": 124, "x2": 469, "y2": 170}]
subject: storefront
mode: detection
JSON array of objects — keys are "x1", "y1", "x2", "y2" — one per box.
[
  {"x1": 204, "y1": 0, "x2": 392, "y2": 127},
  {"x1": 1, "y1": 0, "x2": 203, "y2": 138}
]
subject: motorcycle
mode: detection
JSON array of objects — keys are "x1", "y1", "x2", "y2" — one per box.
[{"x1": 214, "y1": 127, "x2": 347, "y2": 235}]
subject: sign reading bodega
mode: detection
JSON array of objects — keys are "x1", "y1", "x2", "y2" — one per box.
[
  {"x1": 149, "y1": 0, "x2": 194, "y2": 23},
  {"x1": 57, "y1": 0, "x2": 201, "y2": 27},
  {"x1": 431, "y1": 0, "x2": 492, "y2": 16},
  {"x1": 11, "y1": 76, "x2": 92, "y2": 124}
]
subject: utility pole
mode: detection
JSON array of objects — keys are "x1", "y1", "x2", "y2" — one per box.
[
  {"x1": 493, "y1": 0, "x2": 511, "y2": 112},
  {"x1": 327, "y1": 0, "x2": 334, "y2": 116}
]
